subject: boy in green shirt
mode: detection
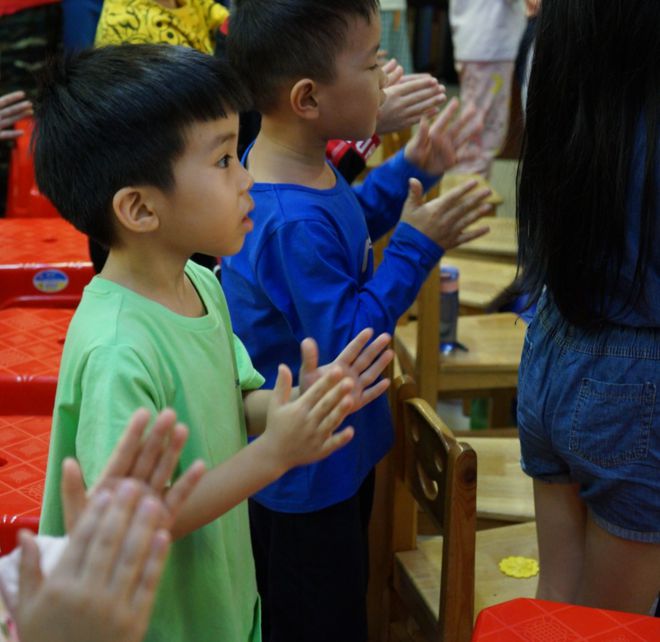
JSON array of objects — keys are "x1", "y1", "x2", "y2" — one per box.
[{"x1": 34, "y1": 44, "x2": 392, "y2": 642}]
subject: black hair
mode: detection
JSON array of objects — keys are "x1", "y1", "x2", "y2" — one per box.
[
  {"x1": 33, "y1": 44, "x2": 251, "y2": 247},
  {"x1": 227, "y1": 0, "x2": 379, "y2": 113},
  {"x1": 516, "y1": 0, "x2": 659, "y2": 327}
]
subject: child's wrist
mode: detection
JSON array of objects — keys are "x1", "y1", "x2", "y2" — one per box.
[{"x1": 253, "y1": 431, "x2": 290, "y2": 480}]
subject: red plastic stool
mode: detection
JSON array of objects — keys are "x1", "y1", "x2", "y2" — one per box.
[
  {"x1": 0, "y1": 307, "x2": 73, "y2": 397},
  {"x1": 5, "y1": 117, "x2": 60, "y2": 219},
  {"x1": 472, "y1": 598, "x2": 660, "y2": 641},
  {"x1": 0, "y1": 379, "x2": 55, "y2": 555},
  {"x1": 0, "y1": 218, "x2": 93, "y2": 309}
]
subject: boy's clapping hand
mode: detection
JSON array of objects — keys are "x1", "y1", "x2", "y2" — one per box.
[
  {"x1": 404, "y1": 97, "x2": 482, "y2": 176},
  {"x1": 261, "y1": 365, "x2": 356, "y2": 471},
  {"x1": 16, "y1": 482, "x2": 170, "y2": 642},
  {"x1": 401, "y1": 178, "x2": 491, "y2": 251},
  {"x1": 61, "y1": 409, "x2": 206, "y2": 533},
  {"x1": 376, "y1": 59, "x2": 447, "y2": 135},
  {"x1": 298, "y1": 328, "x2": 393, "y2": 413}
]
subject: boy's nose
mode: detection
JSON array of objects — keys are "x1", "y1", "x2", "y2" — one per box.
[
  {"x1": 242, "y1": 167, "x2": 254, "y2": 192},
  {"x1": 378, "y1": 66, "x2": 387, "y2": 89}
]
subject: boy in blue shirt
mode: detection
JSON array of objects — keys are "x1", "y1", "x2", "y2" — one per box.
[
  {"x1": 223, "y1": 2, "x2": 492, "y2": 640},
  {"x1": 34, "y1": 44, "x2": 392, "y2": 642}
]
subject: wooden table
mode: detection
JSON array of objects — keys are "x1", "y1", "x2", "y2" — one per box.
[
  {"x1": 442, "y1": 256, "x2": 517, "y2": 314},
  {"x1": 447, "y1": 217, "x2": 517, "y2": 264},
  {"x1": 395, "y1": 312, "x2": 526, "y2": 397}
]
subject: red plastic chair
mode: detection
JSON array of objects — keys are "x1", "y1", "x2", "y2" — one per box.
[
  {"x1": 0, "y1": 379, "x2": 55, "y2": 556},
  {"x1": 0, "y1": 218, "x2": 93, "y2": 309},
  {"x1": 5, "y1": 117, "x2": 60, "y2": 219},
  {"x1": 0, "y1": 306, "x2": 73, "y2": 398},
  {"x1": 472, "y1": 598, "x2": 660, "y2": 641}
]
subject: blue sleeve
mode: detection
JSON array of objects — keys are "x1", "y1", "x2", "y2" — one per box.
[
  {"x1": 352, "y1": 150, "x2": 440, "y2": 242},
  {"x1": 254, "y1": 219, "x2": 443, "y2": 363}
]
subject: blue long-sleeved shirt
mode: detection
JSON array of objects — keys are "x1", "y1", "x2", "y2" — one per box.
[{"x1": 223, "y1": 149, "x2": 442, "y2": 512}]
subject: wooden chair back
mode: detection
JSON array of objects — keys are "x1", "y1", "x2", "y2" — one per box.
[{"x1": 392, "y1": 375, "x2": 477, "y2": 642}]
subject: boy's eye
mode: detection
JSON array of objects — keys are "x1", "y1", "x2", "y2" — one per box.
[
  {"x1": 217, "y1": 154, "x2": 233, "y2": 169},
  {"x1": 369, "y1": 64, "x2": 380, "y2": 71}
]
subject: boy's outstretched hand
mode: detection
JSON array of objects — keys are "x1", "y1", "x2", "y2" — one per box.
[
  {"x1": 16, "y1": 482, "x2": 170, "y2": 642},
  {"x1": 299, "y1": 328, "x2": 393, "y2": 414},
  {"x1": 404, "y1": 97, "x2": 482, "y2": 176},
  {"x1": 61, "y1": 408, "x2": 206, "y2": 533},
  {"x1": 261, "y1": 365, "x2": 356, "y2": 472},
  {"x1": 377, "y1": 59, "x2": 447, "y2": 135},
  {"x1": 401, "y1": 178, "x2": 491, "y2": 251}
]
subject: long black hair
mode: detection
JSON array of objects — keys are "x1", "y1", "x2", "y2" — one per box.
[{"x1": 517, "y1": 0, "x2": 659, "y2": 326}]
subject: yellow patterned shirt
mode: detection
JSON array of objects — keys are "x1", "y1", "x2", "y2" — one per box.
[{"x1": 95, "y1": 0, "x2": 229, "y2": 54}]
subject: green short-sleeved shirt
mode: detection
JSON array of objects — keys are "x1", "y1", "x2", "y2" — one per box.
[{"x1": 40, "y1": 261, "x2": 264, "y2": 642}]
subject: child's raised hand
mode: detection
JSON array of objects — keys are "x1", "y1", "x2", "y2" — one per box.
[
  {"x1": 261, "y1": 364, "x2": 355, "y2": 471},
  {"x1": 0, "y1": 91, "x2": 33, "y2": 140},
  {"x1": 377, "y1": 60, "x2": 447, "y2": 135},
  {"x1": 299, "y1": 329, "x2": 393, "y2": 414},
  {"x1": 16, "y1": 483, "x2": 170, "y2": 642},
  {"x1": 61, "y1": 408, "x2": 206, "y2": 533},
  {"x1": 401, "y1": 177, "x2": 492, "y2": 251},
  {"x1": 404, "y1": 97, "x2": 482, "y2": 176}
]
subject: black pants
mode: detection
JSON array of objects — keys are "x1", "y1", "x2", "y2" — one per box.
[{"x1": 249, "y1": 470, "x2": 375, "y2": 642}]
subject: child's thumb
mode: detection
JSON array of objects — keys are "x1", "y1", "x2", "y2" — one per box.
[
  {"x1": 272, "y1": 364, "x2": 293, "y2": 406},
  {"x1": 405, "y1": 178, "x2": 424, "y2": 209},
  {"x1": 18, "y1": 529, "x2": 43, "y2": 601}
]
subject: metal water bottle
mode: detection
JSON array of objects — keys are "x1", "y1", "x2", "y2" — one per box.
[{"x1": 439, "y1": 265, "x2": 459, "y2": 354}]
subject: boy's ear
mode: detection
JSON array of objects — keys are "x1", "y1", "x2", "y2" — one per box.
[
  {"x1": 112, "y1": 187, "x2": 161, "y2": 234},
  {"x1": 289, "y1": 78, "x2": 320, "y2": 120}
]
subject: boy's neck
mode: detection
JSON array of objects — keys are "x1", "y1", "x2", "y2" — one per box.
[
  {"x1": 247, "y1": 115, "x2": 336, "y2": 189},
  {"x1": 100, "y1": 245, "x2": 206, "y2": 318}
]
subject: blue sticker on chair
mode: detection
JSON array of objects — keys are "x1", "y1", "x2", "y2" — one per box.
[{"x1": 33, "y1": 269, "x2": 69, "y2": 293}]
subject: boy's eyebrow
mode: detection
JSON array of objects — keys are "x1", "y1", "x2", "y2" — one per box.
[{"x1": 207, "y1": 132, "x2": 237, "y2": 150}]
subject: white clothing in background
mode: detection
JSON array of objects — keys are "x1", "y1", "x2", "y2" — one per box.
[{"x1": 450, "y1": 0, "x2": 526, "y2": 61}]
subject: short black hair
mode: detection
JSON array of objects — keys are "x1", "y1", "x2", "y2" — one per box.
[
  {"x1": 33, "y1": 44, "x2": 251, "y2": 247},
  {"x1": 227, "y1": 0, "x2": 379, "y2": 113}
]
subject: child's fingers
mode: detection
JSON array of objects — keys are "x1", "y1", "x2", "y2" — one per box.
[
  {"x1": 349, "y1": 332, "x2": 391, "y2": 375},
  {"x1": 271, "y1": 364, "x2": 294, "y2": 406},
  {"x1": 308, "y1": 379, "x2": 355, "y2": 434},
  {"x1": 56, "y1": 489, "x2": 112, "y2": 577},
  {"x1": 0, "y1": 90, "x2": 26, "y2": 107},
  {"x1": 108, "y1": 495, "x2": 162, "y2": 598},
  {"x1": 147, "y1": 422, "x2": 189, "y2": 491},
  {"x1": 442, "y1": 188, "x2": 492, "y2": 226},
  {"x1": 358, "y1": 378, "x2": 391, "y2": 409},
  {"x1": 433, "y1": 179, "x2": 479, "y2": 211},
  {"x1": 429, "y1": 96, "x2": 460, "y2": 137},
  {"x1": 318, "y1": 427, "x2": 355, "y2": 459},
  {"x1": 335, "y1": 328, "x2": 373, "y2": 366},
  {"x1": 0, "y1": 129, "x2": 24, "y2": 140},
  {"x1": 130, "y1": 529, "x2": 170, "y2": 617},
  {"x1": 448, "y1": 103, "x2": 481, "y2": 146},
  {"x1": 131, "y1": 409, "x2": 178, "y2": 481},
  {"x1": 96, "y1": 408, "x2": 151, "y2": 483},
  {"x1": 357, "y1": 348, "x2": 394, "y2": 390},
  {"x1": 163, "y1": 459, "x2": 206, "y2": 521},
  {"x1": 454, "y1": 224, "x2": 491, "y2": 247},
  {"x1": 299, "y1": 337, "x2": 319, "y2": 380},
  {"x1": 0, "y1": 100, "x2": 33, "y2": 118},
  {"x1": 405, "y1": 91, "x2": 447, "y2": 116},
  {"x1": 17, "y1": 530, "x2": 43, "y2": 604},
  {"x1": 61, "y1": 457, "x2": 88, "y2": 533},
  {"x1": 80, "y1": 481, "x2": 142, "y2": 586},
  {"x1": 404, "y1": 177, "x2": 425, "y2": 212}
]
